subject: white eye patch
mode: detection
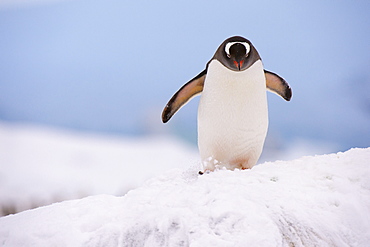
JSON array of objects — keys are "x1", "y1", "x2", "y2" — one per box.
[{"x1": 225, "y1": 42, "x2": 250, "y2": 57}]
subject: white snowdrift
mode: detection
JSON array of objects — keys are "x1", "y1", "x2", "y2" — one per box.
[
  {"x1": 0, "y1": 122, "x2": 339, "y2": 216},
  {"x1": 1, "y1": 148, "x2": 369, "y2": 246},
  {"x1": 0, "y1": 122, "x2": 198, "y2": 215}
]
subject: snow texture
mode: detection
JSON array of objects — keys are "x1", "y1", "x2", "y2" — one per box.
[
  {"x1": 1, "y1": 148, "x2": 369, "y2": 247},
  {"x1": 0, "y1": 122, "x2": 198, "y2": 215}
]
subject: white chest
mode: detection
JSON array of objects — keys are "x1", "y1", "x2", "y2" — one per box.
[{"x1": 197, "y1": 59, "x2": 268, "y2": 170}]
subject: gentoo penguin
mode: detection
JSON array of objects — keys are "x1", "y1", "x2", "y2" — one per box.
[{"x1": 162, "y1": 36, "x2": 292, "y2": 173}]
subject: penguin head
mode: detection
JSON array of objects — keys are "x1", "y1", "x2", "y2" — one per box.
[{"x1": 212, "y1": 36, "x2": 261, "y2": 72}]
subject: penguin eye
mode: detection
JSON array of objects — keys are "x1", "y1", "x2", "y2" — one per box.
[{"x1": 225, "y1": 43, "x2": 232, "y2": 58}]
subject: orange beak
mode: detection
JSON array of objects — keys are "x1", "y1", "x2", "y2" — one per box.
[{"x1": 233, "y1": 60, "x2": 244, "y2": 70}]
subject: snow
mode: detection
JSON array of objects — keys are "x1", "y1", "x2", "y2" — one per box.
[
  {"x1": 0, "y1": 122, "x2": 198, "y2": 215},
  {"x1": 0, "y1": 121, "x2": 338, "y2": 216},
  {"x1": 1, "y1": 144, "x2": 369, "y2": 246}
]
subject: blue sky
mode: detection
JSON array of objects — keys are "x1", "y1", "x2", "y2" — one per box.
[{"x1": 0, "y1": 0, "x2": 369, "y2": 151}]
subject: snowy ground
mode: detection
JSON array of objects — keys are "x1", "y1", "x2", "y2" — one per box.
[
  {"x1": 0, "y1": 122, "x2": 199, "y2": 215},
  {"x1": 0, "y1": 122, "x2": 338, "y2": 216},
  {"x1": 0, "y1": 139, "x2": 369, "y2": 246}
]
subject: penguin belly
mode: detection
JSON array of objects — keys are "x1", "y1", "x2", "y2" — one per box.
[{"x1": 198, "y1": 60, "x2": 268, "y2": 171}]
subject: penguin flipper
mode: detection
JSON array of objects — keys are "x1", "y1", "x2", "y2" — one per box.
[
  {"x1": 264, "y1": 70, "x2": 292, "y2": 101},
  {"x1": 162, "y1": 69, "x2": 206, "y2": 123}
]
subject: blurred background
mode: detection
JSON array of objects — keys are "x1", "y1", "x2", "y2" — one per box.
[{"x1": 0, "y1": 0, "x2": 369, "y2": 215}]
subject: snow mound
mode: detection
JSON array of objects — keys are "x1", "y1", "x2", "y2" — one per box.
[
  {"x1": 1, "y1": 148, "x2": 370, "y2": 246},
  {"x1": 0, "y1": 122, "x2": 198, "y2": 215}
]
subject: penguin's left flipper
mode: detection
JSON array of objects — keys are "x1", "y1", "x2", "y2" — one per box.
[
  {"x1": 162, "y1": 69, "x2": 206, "y2": 123},
  {"x1": 264, "y1": 70, "x2": 292, "y2": 101}
]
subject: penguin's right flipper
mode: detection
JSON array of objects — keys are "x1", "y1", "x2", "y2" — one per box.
[
  {"x1": 162, "y1": 69, "x2": 206, "y2": 123},
  {"x1": 264, "y1": 70, "x2": 292, "y2": 101}
]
